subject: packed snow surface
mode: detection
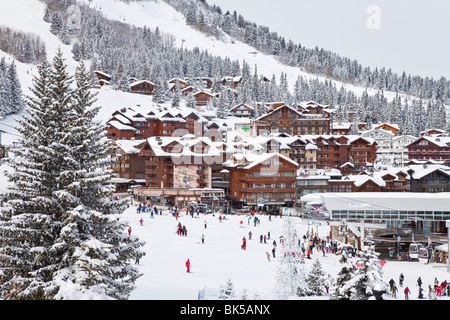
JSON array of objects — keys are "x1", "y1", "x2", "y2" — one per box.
[{"x1": 121, "y1": 204, "x2": 450, "y2": 300}]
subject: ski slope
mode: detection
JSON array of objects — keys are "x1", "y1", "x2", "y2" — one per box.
[{"x1": 120, "y1": 204, "x2": 450, "y2": 300}]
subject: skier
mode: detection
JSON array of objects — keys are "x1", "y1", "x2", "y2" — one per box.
[
  {"x1": 389, "y1": 278, "x2": 395, "y2": 292},
  {"x1": 417, "y1": 276, "x2": 422, "y2": 288},
  {"x1": 399, "y1": 273, "x2": 404, "y2": 287},
  {"x1": 434, "y1": 277, "x2": 439, "y2": 290},
  {"x1": 391, "y1": 284, "x2": 398, "y2": 298},
  {"x1": 266, "y1": 252, "x2": 270, "y2": 262},
  {"x1": 128, "y1": 227, "x2": 132, "y2": 235},
  {"x1": 201, "y1": 234, "x2": 205, "y2": 244},
  {"x1": 404, "y1": 287, "x2": 411, "y2": 300},
  {"x1": 185, "y1": 259, "x2": 191, "y2": 273},
  {"x1": 436, "y1": 285, "x2": 442, "y2": 297},
  {"x1": 418, "y1": 287, "x2": 424, "y2": 299},
  {"x1": 139, "y1": 218, "x2": 144, "y2": 226},
  {"x1": 242, "y1": 236, "x2": 247, "y2": 250}
]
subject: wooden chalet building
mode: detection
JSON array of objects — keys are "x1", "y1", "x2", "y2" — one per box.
[
  {"x1": 406, "y1": 136, "x2": 450, "y2": 163},
  {"x1": 106, "y1": 107, "x2": 207, "y2": 141},
  {"x1": 110, "y1": 139, "x2": 147, "y2": 192},
  {"x1": 407, "y1": 164, "x2": 450, "y2": 193},
  {"x1": 221, "y1": 76, "x2": 242, "y2": 89},
  {"x1": 223, "y1": 152, "x2": 299, "y2": 209},
  {"x1": 130, "y1": 80, "x2": 155, "y2": 95},
  {"x1": 256, "y1": 134, "x2": 318, "y2": 171},
  {"x1": 313, "y1": 135, "x2": 349, "y2": 170},
  {"x1": 420, "y1": 129, "x2": 446, "y2": 137},
  {"x1": 347, "y1": 136, "x2": 377, "y2": 169},
  {"x1": 94, "y1": 70, "x2": 111, "y2": 86},
  {"x1": 168, "y1": 78, "x2": 188, "y2": 90},
  {"x1": 312, "y1": 135, "x2": 377, "y2": 173},
  {"x1": 138, "y1": 136, "x2": 221, "y2": 189},
  {"x1": 256, "y1": 102, "x2": 285, "y2": 112},
  {"x1": 327, "y1": 169, "x2": 410, "y2": 193},
  {"x1": 229, "y1": 103, "x2": 254, "y2": 117},
  {"x1": 373, "y1": 123, "x2": 400, "y2": 135},
  {"x1": 254, "y1": 104, "x2": 331, "y2": 136},
  {"x1": 193, "y1": 90, "x2": 215, "y2": 106},
  {"x1": 331, "y1": 122, "x2": 352, "y2": 135}
]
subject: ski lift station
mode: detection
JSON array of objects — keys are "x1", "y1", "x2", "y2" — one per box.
[
  {"x1": 302, "y1": 192, "x2": 450, "y2": 260},
  {"x1": 317, "y1": 192, "x2": 450, "y2": 235}
]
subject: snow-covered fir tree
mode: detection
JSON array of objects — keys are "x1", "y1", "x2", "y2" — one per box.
[
  {"x1": 0, "y1": 59, "x2": 24, "y2": 116},
  {"x1": 0, "y1": 49, "x2": 145, "y2": 300},
  {"x1": 347, "y1": 232, "x2": 388, "y2": 300},
  {"x1": 305, "y1": 258, "x2": 330, "y2": 296},
  {"x1": 272, "y1": 217, "x2": 306, "y2": 299},
  {"x1": 330, "y1": 249, "x2": 356, "y2": 300},
  {"x1": 171, "y1": 79, "x2": 181, "y2": 108},
  {"x1": 218, "y1": 277, "x2": 235, "y2": 300},
  {"x1": 0, "y1": 52, "x2": 72, "y2": 299}
]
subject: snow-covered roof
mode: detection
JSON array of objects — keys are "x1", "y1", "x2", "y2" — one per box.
[
  {"x1": 224, "y1": 151, "x2": 299, "y2": 170},
  {"x1": 130, "y1": 79, "x2": 155, "y2": 87},
  {"x1": 107, "y1": 120, "x2": 136, "y2": 131},
  {"x1": 407, "y1": 164, "x2": 450, "y2": 179},
  {"x1": 146, "y1": 136, "x2": 221, "y2": 158},
  {"x1": 361, "y1": 127, "x2": 395, "y2": 137},
  {"x1": 229, "y1": 103, "x2": 254, "y2": 111},
  {"x1": 114, "y1": 139, "x2": 145, "y2": 154},
  {"x1": 321, "y1": 192, "x2": 450, "y2": 212}
]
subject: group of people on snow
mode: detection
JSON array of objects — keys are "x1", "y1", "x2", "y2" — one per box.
[
  {"x1": 176, "y1": 222, "x2": 188, "y2": 236},
  {"x1": 390, "y1": 274, "x2": 449, "y2": 300}
]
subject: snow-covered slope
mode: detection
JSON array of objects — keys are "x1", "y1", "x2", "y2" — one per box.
[
  {"x1": 77, "y1": 0, "x2": 394, "y2": 99},
  {"x1": 0, "y1": 0, "x2": 416, "y2": 138}
]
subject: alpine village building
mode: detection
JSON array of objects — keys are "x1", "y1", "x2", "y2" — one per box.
[{"x1": 99, "y1": 71, "x2": 450, "y2": 215}]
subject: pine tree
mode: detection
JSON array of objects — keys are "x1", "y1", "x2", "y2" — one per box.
[
  {"x1": 216, "y1": 94, "x2": 226, "y2": 119},
  {"x1": 0, "y1": 68, "x2": 9, "y2": 116},
  {"x1": 305, "y1": 259, "x2": 329, "y2": 296},
  {"x1": 347, "y1": 232, "x2": 388, "y2": 300},
  {"x1": 61, "y1": 25, "x2": 71, "y2": 45},
  {"x1": 53, "y1": 59, "x2": 145, "y2": 299},
  {"x1": 219, "y1": 278, "x2": 235, "y2": 300},
  {"x1": 0, "y1": 50, "x2": 144, "y2": 300},
  {"x1": 0, "y1": 53, "x2": 70, "y2": 299},
  {"x1": 186, "y1": 92, "x2": 196, "y2": 109},
  {"x1": 7, "y1": 61, "x2": 24, "y2": 113},
  {"x1": 43, "y1": 6, "x2": 51, "y2": 23},
  {"x1": 171, "y1": 79, "x2": 181, "y2": 108},
  {"x1": 330, "y1": 250, "x2": 355, "y2": 300},
  {"x1": 50, "y1": 12, "x2": 63, "y2": 35}
]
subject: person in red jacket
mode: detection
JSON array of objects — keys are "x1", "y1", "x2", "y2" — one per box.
[
  {"x1": 404, "y1": 287, "x2": 411, "y2": 300},
  {"x1": 185, "y1": 259, "x2": 191, "y2": 273},
  {"x1": 242, "y1": 236, "x2": 247, "y2": 250}
]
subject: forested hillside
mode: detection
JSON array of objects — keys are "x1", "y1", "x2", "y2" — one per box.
[{"x1": 0, "y1": 0, "x2": 448, "y2": 136}]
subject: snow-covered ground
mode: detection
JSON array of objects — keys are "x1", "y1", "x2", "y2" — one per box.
[{"x1": 119, "y1": 203, "x2": 450, "y2": 300}]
